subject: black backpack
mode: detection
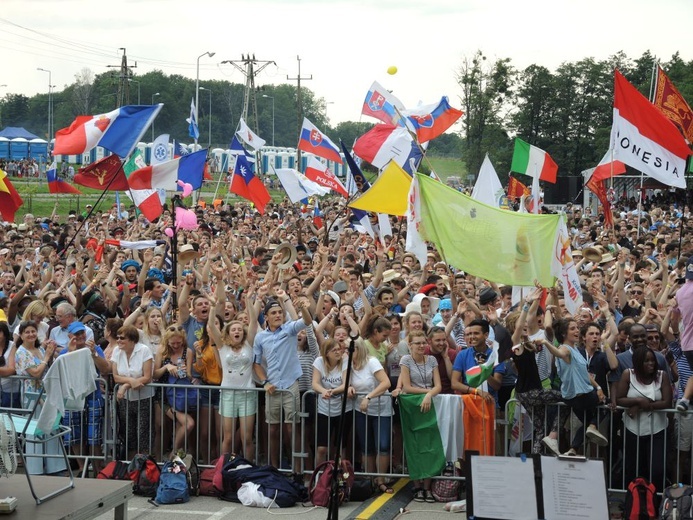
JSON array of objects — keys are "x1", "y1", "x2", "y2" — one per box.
[
  {"x1": 660, "y1": 484, "x2": 693, "y2": 520},
  {"x1": 624, "y1": 477, "x2": 658, "y2": 520}
]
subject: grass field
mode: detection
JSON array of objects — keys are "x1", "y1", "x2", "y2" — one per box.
[
  {"x1": 426, "y1": 156, "x2": 467, "y2": 180},
  {"x1": 9, "y1": 157, "x2": 468, "y2": 220}
]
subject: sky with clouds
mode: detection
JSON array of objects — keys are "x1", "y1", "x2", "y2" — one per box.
[{"x1": 2, "y1": 0, "x2": 691, "y2": 127}]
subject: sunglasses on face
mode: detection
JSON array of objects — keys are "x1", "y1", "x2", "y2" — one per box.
[{"x1": 630, "y1": 290, "x2": 643, "y2": 295}]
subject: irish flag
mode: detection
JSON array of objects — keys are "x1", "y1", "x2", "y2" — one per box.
[
  {"x1": 511, "y1": 138, "x2": 558, "y2": 183},
  {"x1": 398, "y1": 394, "x2": 464, "y2": 480},
  {"x1": 465, "y1": 349, "x2": 498, "y2": 388}
]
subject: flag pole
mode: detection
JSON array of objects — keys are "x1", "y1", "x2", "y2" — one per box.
[{"x1": 59, "y1": 157, "x2": 127, "y2": 258}]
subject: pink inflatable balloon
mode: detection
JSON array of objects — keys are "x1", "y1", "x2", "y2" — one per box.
[
  {"x1": 164, "y1": 227, "x2": 174, "y2": 238},
  {"x1": 177, "y1": 180, "x2": 194, "y2": 198},
  {"x1": 175, "y1": 207, "x2": 199, "y2": 230}
]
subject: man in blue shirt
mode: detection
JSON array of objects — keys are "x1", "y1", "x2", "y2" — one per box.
[
  {"x1": 253, "y1": 297, "x2": 312, "y2": 471},
  {"x1": 59, "y1": 321, "x2": 110, "y2": 475},
  {"x1": 450, "y1": 319, "x2": 505, "y2": 404}
]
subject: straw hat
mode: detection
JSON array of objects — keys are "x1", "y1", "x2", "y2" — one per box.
[
  {"x1": 274, "y1": 242, "x2": 297, "y2": 270},
  {"x1": 178, "y1": 244, "x2": 198, "y2": 264}
]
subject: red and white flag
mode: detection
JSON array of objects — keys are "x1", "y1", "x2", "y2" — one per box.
[
  {"x1": 304, "y1": 157, "x2": 348, "y2": 197},
  {"x1": 352, "y1": 124, "x2": 413, "y2": 169},
  {"x1": 610, "y1": 69, "x2": 690, "y2": 189}
]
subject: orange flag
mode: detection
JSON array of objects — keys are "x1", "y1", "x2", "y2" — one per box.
[{"x1": 654, "y1": 64, "x2": 693, "y2": 143}]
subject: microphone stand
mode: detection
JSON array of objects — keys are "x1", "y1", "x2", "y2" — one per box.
[{"x1": 326, "y1": 333, "x2": 358, "y2": 520}]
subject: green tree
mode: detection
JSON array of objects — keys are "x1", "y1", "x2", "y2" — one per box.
[
  {"x1": 0, "y1": 94, "x2": 32, "y2": 132},
  {"x1": 457, "y1": 50, "x2": 514, "y2": 176}
]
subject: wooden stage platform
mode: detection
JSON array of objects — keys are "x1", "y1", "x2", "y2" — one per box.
[{"x1": 0, "y1": 474, "x2": 132, "y2": 519}]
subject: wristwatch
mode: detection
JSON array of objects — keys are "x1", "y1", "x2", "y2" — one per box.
[{"x1": 261, "y1": 379, "x2": 270, "y2": 386}]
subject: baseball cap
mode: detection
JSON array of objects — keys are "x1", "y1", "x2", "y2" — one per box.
[
  {"x1": 67, "y1": 321, "x2": 86, "y2": 335},
  {"x1": 686, "y1": 257, "x2": 693, "y2": 280}
]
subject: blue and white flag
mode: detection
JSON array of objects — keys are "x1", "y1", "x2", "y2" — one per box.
[{"x1": 186, "y1": 98, "x2": 199, "y2": 140}]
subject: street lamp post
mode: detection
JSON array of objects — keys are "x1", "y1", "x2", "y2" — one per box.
[
  {"x1": 129, "y1": 79, "x2": 141, "y2": 104},
  {"x1": 37, "y1": 68, "x2": 52, "y2": 143},
  {"x1": 199, "y1": 87, "x2": 212, "y2": 149},
  {"x1": 262, "y1": 94, "x2": 275, "y2": 147},
  {"x1": 151, "y1": 92, "x2": 160, "y2": 141},
  {"x1": 195, "y1": 51, "x2": 215, "y2": 152}
]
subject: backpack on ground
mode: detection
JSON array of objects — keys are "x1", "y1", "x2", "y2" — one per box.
[
  {"x1": 660, "y1": 484, "x2": 693, "y2": 520},
  {"x1": 431, "y1": 461, "x2": 461, "y2": 503},
  {"x1": 128, "y1": 454, "x2": 161, "y2": 497},
  {"x1": 181, "y1": 453, "x2": 200, "y2": 497},
  {"x1": 155, "y1": 460, "x2": 190, "y2": 505},
  {"x1": 624, "y1": 477, "x2": 658, "y2": 520},
  {"x1": 219, "y1": 455, "x2": 255, "y2": 502},
  {"x1": 97, "y1": 460, "x2": 131, "y2": 481},
  {"x1": 211, "y1": 453, "x2": 233, "y2": 496},
  {"x1": 308, "y1": 459, "x2": 355, "y2": 507}
]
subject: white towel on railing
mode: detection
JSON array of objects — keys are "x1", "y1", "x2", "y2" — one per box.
[{"x1": 36, "y1": 349, "x2": 97, "y2": 435}]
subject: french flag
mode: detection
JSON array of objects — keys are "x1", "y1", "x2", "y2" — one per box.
[
  {"x1": 297, "y1": 118, "x2": 342, "y2": 164},
  {"x1": 362, "y1": 81, "x2": 405, "y2": 126},
  {"x1": 304, "y1": 156, "x2": 348, "y2": 197},
  {"x1": 46, "y1": 160, "x2": 81, "y2": 194},
  {"x1": 127, "y1": 149, "x2": 207, "y2": 191},
  {"x1": 54, "y1": 104, "x2": 162, "y2": 158},
  {"x1": 402, "y1": 97, "x2": 463, "y2": 144}
]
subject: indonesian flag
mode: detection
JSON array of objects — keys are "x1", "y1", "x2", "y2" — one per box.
[
  {"x1": 610, "y1": 69, "x2": 690, "y2": 189},
  {"x1": 352, "y1": 124, "x2": 413, "y2": 169},
  {"x1": 304, "y1": 156, "x2": 348, "y2": 197},
  {"x1": 511, "y1": 138, "x2": 558, "y2": 183}
]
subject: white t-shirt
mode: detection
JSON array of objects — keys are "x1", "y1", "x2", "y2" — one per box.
[
  {"x1": 350, "y1": 357, "x2": 392, "y2": 416},
  {"x1": 219, "y1": 343, "x2": 254, "y2": 389},
  {"x1": 111, "y1": 343, "x2": 154, "y2": 401},
  {"x1": 313, "y1": 357, "x2": 350, "y2": 416}
]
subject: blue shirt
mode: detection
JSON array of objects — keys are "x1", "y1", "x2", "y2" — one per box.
[
  {"x1": 452, "y1": 346, "x2": 506, "y2": 405},
  {"x1": 253, "y1": 319, "x2": 308, "y2": 389}
]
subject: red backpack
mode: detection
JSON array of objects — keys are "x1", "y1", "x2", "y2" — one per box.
[
  {"x1": 129, "y1": 454, "x2": 161, "y2": 497},
  {"x1": 97, "y1": 460, "x2": 131, "y2": 481},
  {"x1": 309, "y1": 460, "x2": 354, "y2": 507},
  {"x1": 211, "y1": 453, "x2": 233, "y2": 495},
  {"x1": 624, "y1": 477, "x2": 658, "y2": 520}
]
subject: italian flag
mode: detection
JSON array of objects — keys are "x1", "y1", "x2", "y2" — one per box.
[
  {"x1": 124, "y1": 150, "x2": 163, "y2": 222},
  {"x1": 399, "y1": 394, "x2": 464, "y2": 480},
  {"x1": 511, "y1": 138, "x2": 558, "y2": 183}
]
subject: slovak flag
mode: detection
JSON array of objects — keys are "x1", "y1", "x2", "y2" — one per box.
[
  {"x1": 46, "y1": 160, "x2": 81, "y2": 194},
  {"x1": 362, "y1": 81, "x2": 405, "y2": 126},
  {"x1": 298, "y1": 118, "x2": 342, "y2": 164},
  {"x1": 127, "y1": 149, "x2": 207, "y2": 191},
  {"x1": 230, "y1": 154, "x2": 271, "y2": 214},
  {"x1": 304, "y1": 156, "x2": 348, "y2": 197},
  {"x1": 53, "y1": 104, "x2": 162, "y2": 158},
  {"x1": 401, "y1": 97, "x2": 463, "y2": 144}
]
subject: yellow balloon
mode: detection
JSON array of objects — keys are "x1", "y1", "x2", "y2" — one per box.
[{"x1": 387, "y1": 66, "x2": 398, "y2": 75}]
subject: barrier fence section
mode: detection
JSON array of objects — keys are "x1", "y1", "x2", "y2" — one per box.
[
  {"x1": 1, "y1": 375, "x2": 112, "y2": 477},
  {"x1": 504, "y1": 398, "x2": 693, "y2": 493},
  {"x1": 8, "y1": 374, "x2": 693, "y2": 496}
]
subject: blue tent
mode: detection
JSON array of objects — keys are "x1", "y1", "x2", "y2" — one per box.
[{"x1": 0, "y1": 127, "x2": 40, "y2": 140}]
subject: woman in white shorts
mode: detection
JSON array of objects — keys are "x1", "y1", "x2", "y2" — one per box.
[{"x1": 209, "y1": 315, "x2": 259, "y2": 461}]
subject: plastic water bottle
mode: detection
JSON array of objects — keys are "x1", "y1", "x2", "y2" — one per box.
[{"x1": 176, "y1": 358, "x2": 186, "y2": 379}]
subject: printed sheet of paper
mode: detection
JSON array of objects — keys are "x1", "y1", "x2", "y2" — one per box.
[
  {"x1": 470, "y1": 456, "x2": 538, "y2": 520},
  {"x1": 540, "y1": 456, "x2": 608, "y2": 520}
]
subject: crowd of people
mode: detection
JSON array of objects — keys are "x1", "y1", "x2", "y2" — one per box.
[{"x1": 0, "y1": 189, "x2": 691, "y2": 498}]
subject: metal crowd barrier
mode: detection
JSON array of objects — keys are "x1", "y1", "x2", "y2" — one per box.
[
  {"x1": 1, "y1": 375, "x2": 112, "y2": 477},
  {"x1": 504, "y1": 397, "x2": 693, "y2": 493}
]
